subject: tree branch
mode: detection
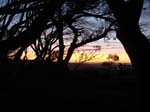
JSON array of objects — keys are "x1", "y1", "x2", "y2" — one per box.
[{"x1": 75, "y1": 24, "x2": 113, "y2": 48}]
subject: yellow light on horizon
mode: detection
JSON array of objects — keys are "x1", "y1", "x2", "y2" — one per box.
[
  {"x1": 21, "y1": 43, "x2": 131, "y2": 64},
  {"x1": 69, "y1": 49, "x2": 131, "y2": 64},
  {"x1": 23, "y1": 50, "x2": 131, "y2": 64}
]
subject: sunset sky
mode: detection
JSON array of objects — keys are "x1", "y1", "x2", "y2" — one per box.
[
  {"x1": 69, "y1": 39, "x2": 131, "y2": 63},
  {"x1": 70, "y1": 3, "x2": 150, "y2": 64},
  {"x1": 72, "y1": 2, "x2": 150, "y2": 64},
  {"x1": 23, "y1": 1, "x2": 150, "y2": 64}
]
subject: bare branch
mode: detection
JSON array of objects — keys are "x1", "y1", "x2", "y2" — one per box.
[{"x1": 75, "y1": 23, "x2": 113, "y2": 48}]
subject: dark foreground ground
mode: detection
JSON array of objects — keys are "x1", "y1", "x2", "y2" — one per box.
[{"x1": 0, "y1": 61, "x2": 137, "y2": 111}]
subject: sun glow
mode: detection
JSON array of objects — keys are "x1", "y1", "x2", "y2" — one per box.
[
  {"x1": 22, "y1": 40, "x2": 131, "y2": 64},
  {"x1": 23, "y1": 46, "x2": 131, "y2": 64},
  {"x1": 69, "y1": 49, "x2": 131, "y2": 64},
  {"x1": 69, "y1": 41, "x2": 131, "y2": 64}
]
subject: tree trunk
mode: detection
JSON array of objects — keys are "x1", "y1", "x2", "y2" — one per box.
[
  {"x1": 14, "y1": 46, "x2": 26, "y2": 61},
  {"x1": 117, "y1": 24, "x2": 150, "y2": 72},
  {"x1": 57, "y1": 24, "x2": 65, "y2": 64},
  {"x1": 64, "y1": 46, "x2": 75, "y2": 65},
  {"x1": 107, "y1": 0, "x2": 150, "y2": 110},
  {"x1": 107, "y1": 0, "x2": 150, "y2": 72},
  {"x1": 117, "y1": 22, "x2": 150, "y2": 111},
  {"x1": 0, "y1": 0, "x2": 59, "y2": 61}
]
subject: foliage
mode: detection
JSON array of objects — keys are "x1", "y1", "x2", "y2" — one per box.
[
  {"x1": 107, "y1": 54, "x2": 119, "y2": 62},
  {"x1": 0, "y1": 0, "x2": 115, "y2": 64}
]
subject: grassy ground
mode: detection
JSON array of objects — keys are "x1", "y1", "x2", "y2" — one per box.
[{"x1": 0, "y1": 61, "x2": 137, "y2": 111}]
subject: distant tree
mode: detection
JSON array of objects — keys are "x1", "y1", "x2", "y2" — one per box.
[
  {"x1": 101, "y1": 54, "x2": 119, "y2": 70},
  {"x1": 107, "y1": 54, "x2": 119, "y2": 62}
]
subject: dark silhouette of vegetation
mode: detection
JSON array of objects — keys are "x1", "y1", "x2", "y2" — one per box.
[
  {"x1": 107, "y1": 0, "x2": 150, "y2": 74},
  {"x1": 0, "y1": 1, "x2": 148, "y2": 71},
  {"x1": 107, "y1": 54, "x2": 119, "y2": 62},
  {"x1": 0, "y1": 0, "x2": 148, "y2": 109},
  {"x1": 0, "y1": 0, "x2": 59, "y2": 62},
  {"x1": 1, "y1": 0, "x2": 148, "y2": 74},
  {"x1": 0, "y1": 0, "x2": 113, "y2": 68},
  {"x1": 106, "y1": 0, "x2": 150, "y2": 110}
]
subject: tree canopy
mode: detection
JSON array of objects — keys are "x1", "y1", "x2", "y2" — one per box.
[
  {"x1": 0, "y1": 0, "x2": 150, "y2": 74},
  {"x1": 0, "y1": 0, "x2": 114, "y2": 65}
]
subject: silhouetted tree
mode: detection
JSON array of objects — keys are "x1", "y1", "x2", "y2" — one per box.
[
  {"x1": 72, "y1": 50, "x2": 101, "y2": 71},
  {"x1": 106, "y1": 0, "x2": 150, "y2": 109},
  {"x1": 107, "y1": 0, "x2": 150, "y2": 73},
  {"x1": 26, "y1": 0, "x2": 113, "y2": 67},
  {"x1": 107, "y1": 54, "x2": 119, "y2": 62},
  {"x1": 31, "y1": 28, "x2": 59, "y2": 61},
  {"x1": 0, "y1": 0, "x2": 61, "y2": 62}
]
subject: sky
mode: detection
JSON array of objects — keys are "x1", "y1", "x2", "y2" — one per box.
[
  {"x1": 69, "y1": 39, "x2": 131, "y2": 63},
  {"x1": 70, "y1": 1, "x2": 150, "y2": 64},
  {"x1": 24, "y1": 1, "x2": 150, "y2": 64},
  {"x1": 3, "y1": 0, "x2": 149, "y2": 64}
]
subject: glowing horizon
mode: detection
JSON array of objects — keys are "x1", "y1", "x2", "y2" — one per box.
[
  {"x1": 69, "y1": 39, "x2": 131, "y2": 64},
  {"x1": 22, "y1": 39, "x2": 131, "y2": 64},
  {"x1": 23, "y1": 47, "x2": 131, "y2": 64},
  {"x1": 69, "y1": 49, "x2": 131, "y2": 64}
]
